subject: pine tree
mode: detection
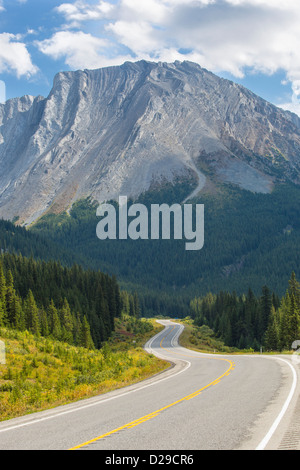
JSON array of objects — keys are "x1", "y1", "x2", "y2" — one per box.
[
  {"x1": 259, "y1": 285, "x2": 272, "y2": 343},
  {"x1": 80, "y1": 316, "x2": 95, "y2": 349},
  {"x1": 224, "y1": 317, "x2": 232, "y2": 346},
  {"x1": 0, "y1": 299, "x2": 4, "y2": 327},
  {"x1": 278, "y1": 294, "x2": 290, "y2": 350},
  {"x1": 129, "y1": 295, "x2": 135, "y2": 317},
  {"x1": 121, "y1": 291, "x2": 130, "y2": 316},
  {"x1": 39, "y1": 308, "x2": 49, "y2": 337},
  {"x1": 265, "y1": 306, "x2": 279, "y2": 351},
  {"x1": 13, "y1": 295, "x2": 24, "y2": 331},
  {"x1": 60, "y1": 298, "x2": 73, "y2": 343},
  {"x1": 288, "y1": 293, "x2": 300, "y2": 346},
  {"x1": 95, "y1": 285, "x2": 111, "y2": 341},
  {"x1": 47, "y1": 299, "x2": 61, "y2": 340},
  {"x1": 289, "y1": 272, "x2": 300, "y2": 307},
  {"x1": 133, "y1": 292, "x2": 141, "y2": 318},
  {"x1": 0, "y1": 263, "x2": 6, "y2": 318},
  {"x1": 73, "y1": 313, "x2": 82, "y2": 346},
  {"x1": 5, "y1": 270, "x2": 18, "y2": 327},
  {"x1": 24, "y1": 289, "x2": 41, "y2": 336}
]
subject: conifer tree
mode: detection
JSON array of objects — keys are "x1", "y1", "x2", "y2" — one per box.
[
  {"x1": 0, "y1": 263, "x2": 6, "y2": 315},
  {"x1": 278, "y1": 294, "x2": 290, "y2": 350},
  {"x1": 24, "y1": 289, "x2": 41, "y2": 336},
  {"x1": 47, "y1": 299, "x2": 61, "y2": 340},
  {"x1": 289, "y1": 272, "x2": 300, "y2": 307},
  {"x1": 224, "y1": 317, "x2": 232, "y2": 346},
  {"x1": 5, "y1": 270, "x2": 18, "y2": 327},
  {"x1": 129, "y1": 295, "x2": 135, "y2": 317},
  {"x1": 0, "y1": 299, "x2": 4, "y2": 327},
  {"x1": 13, "y1": 294, "x2": 24, "y2": 331},
  {"x1": 95, "y1": 285, "x2": 111, "y2": 341},
  {"x1": 39, "y1": 308, "x2": 49, "y2": 337},
  {"x1": 133, "y1": 292, "x2": 141, "y2": 318},
  {"x1": 73, "y1": 313, "x2": 82, "y2": 346},
  {"x1": 121, "y1": 291, "x2": 130, "y2": 316},
  {"x1": 259, "y1": 285, "x2": 272, "y2": 342},
  {"x1": 80, "y1": 316, "x2": 95, "y2": 349},
  {"x1": 0, "y1": 250, "x2": 125, "y2": 349},
  {"x1": 288, "y1": 293, "x2": 300, "y2": 346},
  {"x1": 60, "y1": 298, "x2": 73, "y2": 343},
  {"x1": 265, "y1": 306, "x2": 279, "y2": 350}
]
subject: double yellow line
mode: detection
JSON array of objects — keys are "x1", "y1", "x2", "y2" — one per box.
[{"x1": 69, "y1": 326, "x2": 235, "y2": 450}]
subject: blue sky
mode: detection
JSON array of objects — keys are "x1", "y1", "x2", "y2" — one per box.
[{"x1": 0, "y1": 0, "x2": 300, "y2": 116}]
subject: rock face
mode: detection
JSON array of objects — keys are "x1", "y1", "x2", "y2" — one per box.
[{"x1": 0, "y1": 60, "x2": 300, "y2": 224}]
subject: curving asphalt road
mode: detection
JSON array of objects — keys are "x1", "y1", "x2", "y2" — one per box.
[{"x1": 0, "y1": 320, "x2": 299, "y2": 450}]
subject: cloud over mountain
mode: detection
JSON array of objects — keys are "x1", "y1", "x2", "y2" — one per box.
[{"x1": 31, "y1": 0, "x2": 300, "y2": 115}]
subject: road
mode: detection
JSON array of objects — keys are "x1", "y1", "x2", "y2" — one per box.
[
  {"x1": 0, "y1": 320, "x2": 299, "y2": 450},
  {"x1": 182, "y1": 165, "x2": 206, "y2": 203}
]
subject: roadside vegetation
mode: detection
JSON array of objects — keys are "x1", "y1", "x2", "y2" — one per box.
[
  {"x1": 178, "y1": 319, "x2": 241, "y2": 354},
  {"x1": 178, "y1": 317, "x2": 294, "y2": 355},
  {"x1": 0, "y1": 316, "x2": 168, "y2": 421},
  {"x1": 189, "y1": 272, "x2": 300, "y2": 353}
]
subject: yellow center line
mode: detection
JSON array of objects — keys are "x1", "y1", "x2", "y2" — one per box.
[{"x1": 69, "y1": 326, "x2": 235, "y2": 450}]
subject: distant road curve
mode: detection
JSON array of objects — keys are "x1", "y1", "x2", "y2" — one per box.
[
  {"x1": 182, "y1": 165, "x2": 206, "y2": 203},
  {"x1": 0, "y1": 320, "x2": 299, "y2": 450}
]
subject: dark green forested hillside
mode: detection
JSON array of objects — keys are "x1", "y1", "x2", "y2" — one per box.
[
  {"x1": 1, "y1": 180, "x2": 299, "y2": 351},
  {"x1": 0, "y1": 252, "x2": 139, "y2": 349},
  {"x1": 190, "y1": 272, "x2": 300, "y2": 352},
  {"x1": 0, "y1": 218, "x2": 89, "y2": 267},
  {"x1": 27, "y1": 182, "x2": 300, "y2": 315}
]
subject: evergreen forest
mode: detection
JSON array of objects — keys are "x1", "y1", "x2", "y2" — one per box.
[
  {"x1": 190, "y1": 272, "x2": 300, "y2": 351},
  {"x1": 0, "y1": 180, "x2": 299, "y2": 352},
  {"x1": 0, "y1": 252, "x2": 140, "y2": 350},
  {"x1": 28, "y1": 182, "x2": 300, "y2": 304}
]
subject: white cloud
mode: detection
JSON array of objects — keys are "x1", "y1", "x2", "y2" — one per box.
[
  {"x1": 0, "y1": 33, "x2": 38, "y2": 78},
  {"x1": 26, "y1": 28, "x2": 38, "y2": 36},
  {"x1": 39, "y1": 0, "x2": 300, "y2": 113},
  {"x1": 36, "y1": 30, "x2": 130, "y2": 70},
  {"x1": 107, "y1": 20, "x2": 162, "y2": 55},
  {"x1": 56, "y1": 0, "x2": 114, "y2": 26},
  {"x1": 52, "y1": 1, "x2": 300, "y2": 73},
  {"x1": 223, "y1": 0, "x2": 297, "y2": 9},
  {"x1": 280, "y1": 101, "x2": 300, "y2": 118},
  {"x1": 279, "y1": 78, "x2": 300, "y2": 117}
]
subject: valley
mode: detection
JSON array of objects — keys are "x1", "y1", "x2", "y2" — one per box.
[{"x1": 0, "y1": 60, "x2": 300, "y2": 450}]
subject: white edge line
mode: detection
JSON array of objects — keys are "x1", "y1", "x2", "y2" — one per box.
[
  {"x1": 0, "y1": 325, "x2": 190, "y2": 435},
  {"x1": 2, "y1": 320, "x2": 293, "y2": 450},
  {"x1": 255, "y1": 357, "x2": 298, "y2": 450}
]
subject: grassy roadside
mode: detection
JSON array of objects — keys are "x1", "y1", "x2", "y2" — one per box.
[
  {"x1": 177, "y1": 318, "x2": 293, "y2": 355},
  {"x1": 178, "y1": 318, "x2": 259, "y2": 354},
  {"x1": 0, "y1": 317, "x2": 169, "y2": 421},
  {"x1": 177, "y1": 318, "x2": 239, "y2": 353}
]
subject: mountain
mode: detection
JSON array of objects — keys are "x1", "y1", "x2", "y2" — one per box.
[{"x1": 1, "y1": 60, "x2": 300, "y2": 226}]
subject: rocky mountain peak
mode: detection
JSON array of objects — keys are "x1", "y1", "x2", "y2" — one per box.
[{"x1": 0, "y1": 60, "x2": 299, "y2": 225}]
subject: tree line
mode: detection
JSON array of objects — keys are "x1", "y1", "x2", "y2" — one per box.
[
  {"x1": 2, "y1": 182, "x2": 300, "y2": 318},
  {"x1": 0, "y1": 252, "x2": 136, "y2": 349},
  {"x1": 190, "y1": 272, "x2": 300, "y2": 351},
  {"x1": 29, "y1": 183, "x2": 300, "y2": 310}
]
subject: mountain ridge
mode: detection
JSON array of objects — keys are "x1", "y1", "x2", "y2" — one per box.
[{"x1": 0, "y1": 60, "x2": 300, "y2": 225}]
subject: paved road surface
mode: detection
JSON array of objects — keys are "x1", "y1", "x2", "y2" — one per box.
[{"x1": 0, "y1": 320, "x2": 299, "y2": 450}]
